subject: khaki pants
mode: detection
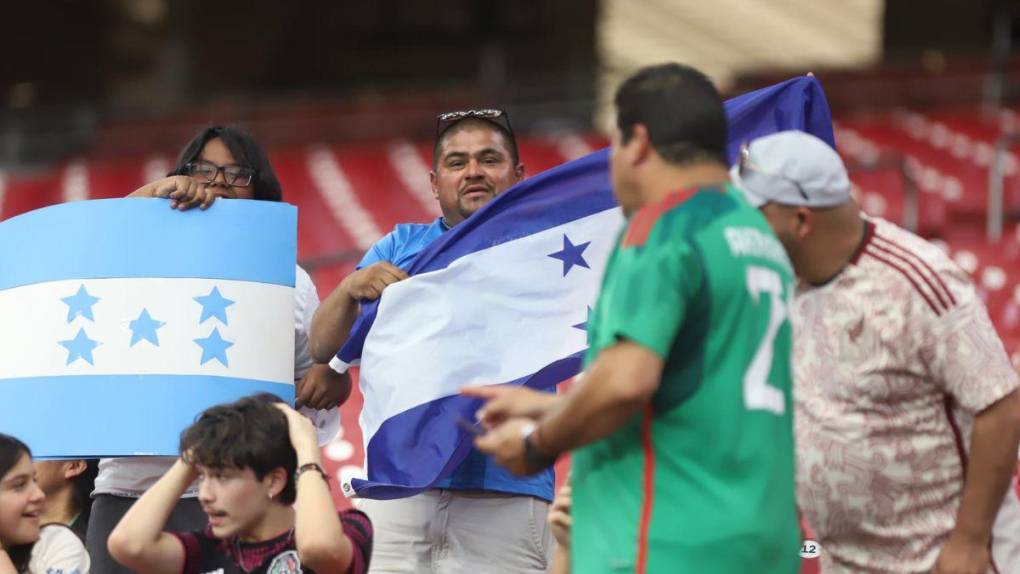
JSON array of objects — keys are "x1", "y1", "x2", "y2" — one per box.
[{"x1": 357, "y1": 489, "x2": 552, "y2": 574}]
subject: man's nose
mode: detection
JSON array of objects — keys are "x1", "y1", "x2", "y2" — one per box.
[{"x1": 465, "y1": 159, "x2": 484, "y2": 178}]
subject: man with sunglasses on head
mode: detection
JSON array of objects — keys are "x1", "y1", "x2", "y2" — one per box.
[
  {"x1": 309, "y1": 109, "x2": 554, "y2": 573},
  {"x1": 736, "y1": 130, "x2": 1020, "y2": 573}
]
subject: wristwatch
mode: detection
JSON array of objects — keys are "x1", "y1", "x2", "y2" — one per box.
[
  {"x1": 295, "y1": 462, "x2": 329, "y2": 483},
  {"x1": 521, "y1": 423, "x2": 558, "y2": 470}
]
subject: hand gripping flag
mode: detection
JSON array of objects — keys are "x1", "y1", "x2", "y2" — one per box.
[
  {"x1": 0, "y1": 199, "x2": 297, "y2": 457},
  {"x1": 332, "y1": 76, "x2": 835, "y2": 499}
]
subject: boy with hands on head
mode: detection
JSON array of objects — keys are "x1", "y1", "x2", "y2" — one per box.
[{"x1": 107, "y1": 394, "x2": 372, "y2": 574}]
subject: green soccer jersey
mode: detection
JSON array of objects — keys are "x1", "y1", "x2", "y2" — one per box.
[{"x1": 571, "y1": 184, "x2": 799, "y2": 573}]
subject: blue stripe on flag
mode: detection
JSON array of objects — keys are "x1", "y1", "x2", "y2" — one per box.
[
  {"x1": 0, "y1": 199, "x2": 297, "y2": 290},
  {"x1": 0, "y1": 375, "x2": 293, "y2": 457},
  {"x1": 352, "y1": 351, "x2": 584, "y2": 499},
  {"x1": 723, "y1": 76, "x2": 836, "y2": 163}
]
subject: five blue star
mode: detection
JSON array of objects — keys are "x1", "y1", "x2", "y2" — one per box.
[
  {"x1": 572, "y1": 306, "x2": 593, "y2": 332},
  {"x1": 61, "y1": 285, "x2": 100, "y2": 322},
  {"x1": 59, "y1": 328, "x2": 99, "y2": 365},
  {"x1": 194, "y1": 327, "x2": 234, "y2": 367},
  {"x1": 548, "y1": 235, "x2": 591, "y2": 276},
  {"x1": 129, "y1": 308, "x2": 164, "y2": 347},
  {"x1": 194, "y1": 287, "x2": 235, "y2": 325}
]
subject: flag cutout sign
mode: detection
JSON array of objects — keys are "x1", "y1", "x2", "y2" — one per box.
[{"x1": 0, "y1": 199, "x2": 297, "y2": 457}]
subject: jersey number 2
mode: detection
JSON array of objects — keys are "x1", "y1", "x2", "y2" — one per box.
[{"x1": 743, "y1": 266, "x2": 787, "y2": 415}]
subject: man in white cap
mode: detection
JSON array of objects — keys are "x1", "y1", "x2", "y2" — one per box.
[{"x1": 735, "y1": 130, "x2": 1020, "y2": 574}]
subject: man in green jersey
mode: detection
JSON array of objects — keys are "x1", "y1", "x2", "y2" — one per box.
[{"x1": 462, "y1": 63, "x2": 800, "y2": 573}]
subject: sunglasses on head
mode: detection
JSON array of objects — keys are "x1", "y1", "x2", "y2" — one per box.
[{"x1": 436, "y1": 108, "x2": 514, "y2": 141}]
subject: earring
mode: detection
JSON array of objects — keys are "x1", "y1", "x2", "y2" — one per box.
[{"x1": 268, "y1": 492, "x2": 274, "y2": 500}]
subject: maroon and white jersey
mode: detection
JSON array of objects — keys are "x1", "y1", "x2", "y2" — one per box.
[
  {"x1": 793, "y1": 217, "x2": 1020, "y2": 573},
  {"x1": 173, "y1": 509, "x2": 372, "y2": 574}
]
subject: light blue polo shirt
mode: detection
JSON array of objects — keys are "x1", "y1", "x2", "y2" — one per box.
[{"x1": 357, "y1": 217, "x2": 554, "y2": 501}]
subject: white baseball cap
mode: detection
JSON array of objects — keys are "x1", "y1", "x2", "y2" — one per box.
[{"x1": 730, "y1": 130, "x2": 851, "y2": 208}]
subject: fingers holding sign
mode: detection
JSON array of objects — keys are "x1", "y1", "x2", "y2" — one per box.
[{"x1": 130, "y1": 175, "x2": 220, "y2": 211}]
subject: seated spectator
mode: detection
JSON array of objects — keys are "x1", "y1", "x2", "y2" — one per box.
[
  {"x1": 34, "y1": 459, "x2": 98, "y2": 542},
  {"x1": 107, "y1": 394, "x2": 371, "y2": 574},
  {"x1": 0, "y1": 433, "x2": 91, "y2": 574}
]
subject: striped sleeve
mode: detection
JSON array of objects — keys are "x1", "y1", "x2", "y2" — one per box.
[
  {"x1": 862, "y1": 222, "x2": 1017, "y2": 412},
  {"x1": 863, "y1": 231, "x2": 957, "y2": 316},
  {"x1": 340, "y1": 509, "x2": 374, "y2": 574},
  {"x1": 170, "y1": 531, "x2": 203, "y2": 574}
]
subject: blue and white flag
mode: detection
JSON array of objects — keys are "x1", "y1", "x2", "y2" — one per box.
[
  {"x1": 0, "y1": 199, "x2": 297, "y2": 457},
  {"x1": 333, "y1": 76, "x2": 835, "y2": 500}
]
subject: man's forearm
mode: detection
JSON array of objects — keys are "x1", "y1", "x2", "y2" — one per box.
[
  {"x1": 550, "y1": 545, "x2": 570, "y2": 574},
  {"x1": 951, "y1": 391, "x2": 1020, "y2": 543},
  {"x1": 309, "y1": 283, "x2": 358, "y2": 364},
  {"x1": 293, "y1": 443, "x2": 353, "y2": 570},
  {"x1": 535, "y1": 344, "x2": 660, "y2": 457},
  {"x1": 109, "y1": 460, "x2": 195, "y2": 549}
]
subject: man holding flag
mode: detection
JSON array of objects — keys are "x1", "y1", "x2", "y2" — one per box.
[
  {"x1": 309, "y1": 111, "x2": 556, "y2": 573},
  {"x1": 465, "y1": 63, "x2": 801, "y2": 573}
]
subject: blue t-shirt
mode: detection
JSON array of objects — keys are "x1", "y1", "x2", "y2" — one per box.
[{"x1": 357, "y1": 217, "x2": 554, "y2": 501}]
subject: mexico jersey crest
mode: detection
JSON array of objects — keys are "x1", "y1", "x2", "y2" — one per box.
[{"x1": 267, "y1": 550, "x2": 303, "y2": 574}]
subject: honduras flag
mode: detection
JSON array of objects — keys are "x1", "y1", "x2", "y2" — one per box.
[
  {"x1": 332, "y1": 76, "x2": 835, "y2": 499},
  {"x1": 0, "y1": 199, "x2": 297, "y2": 457}
]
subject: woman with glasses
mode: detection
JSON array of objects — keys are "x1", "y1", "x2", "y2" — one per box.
[
  {"x1": 84, "y1": 126, "x2": 351, "y2": 574},
  {"x1": 129, "y1": 125, "x2": 279, "y2": 207}
]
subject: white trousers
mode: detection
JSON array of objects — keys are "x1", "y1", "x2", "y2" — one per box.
[
  {"x1": 991, "y1": 482, "x2": 1020, "y2": 574},
  {"x1": 357, "y1": 489, "x2": 553, "y2": 574}
]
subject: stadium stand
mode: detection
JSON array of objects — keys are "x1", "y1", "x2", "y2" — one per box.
[
  {"x1": 3, "y1": 117, "x2": 1020, "y2": 400},
  {"x1": 3, "y1": 111, "x2": 1019, "y2": 574}
]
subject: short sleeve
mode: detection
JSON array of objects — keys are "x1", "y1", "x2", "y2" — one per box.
[
  {"x1": 28, "y1": 525, "x2": 91, "y2": 574},
  {"x1": 340, "y1": 509, "x2": 374, "y2": 574},
  {"x1": 925, "y1": 290, "x2": 1020, "y2": 413},
  {"x1": 170, "y1": 530, "x2": 204, "y2": 574},
  {"x1": 356, "y1": 233, "x2": 397, "y2": 270},
  {"x1": 293, "y1": 265, "x2": 319, "y2": 381},
  {"x1": 599, "y1": 229, "x2": 702, "y2": 359}
]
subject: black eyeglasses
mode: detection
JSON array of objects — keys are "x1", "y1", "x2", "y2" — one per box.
[
  {"x1": 185, "y1": 160, "x2": 255, "y2": 187},
  {"x1": 436, "y1": 108, "x2": 515, "y2": 141},
  {"x1": 738, "y1": 143, "x2": 809, "y2": 202}
]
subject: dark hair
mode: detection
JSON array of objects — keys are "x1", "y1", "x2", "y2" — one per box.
[
  {"x1": 179, "y1": 393, "x2": 296, "y2": 504},
  {"x1": 169, "y1": 125, "x2": 283, "y2": 202},
  {"x1": 614, "y1": 63, "x2": 728, "y2": 167},
  {"x1": 0, "y1": 433, "x2": 30, "y2": 481},
  {"x1": 0, "y1": 434, "x2": 33, "y2": 571},
  {"x1": 70, "y1": 460, "x2": 98, "y2": 521},
  {"x1": 432, "y1": 118, "x2": 520, "y2": 169}
]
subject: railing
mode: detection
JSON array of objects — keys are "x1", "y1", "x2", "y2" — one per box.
[
  {"x1": 846, "y1": 153, "x2": 920, "y2": 233},
  {"x1": 989, "y1": 133, "x2": 1020, "y2": 243}
]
